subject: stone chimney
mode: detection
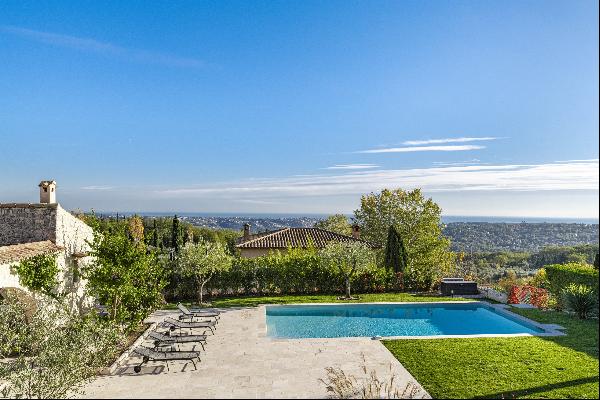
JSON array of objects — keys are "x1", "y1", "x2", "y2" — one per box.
[
  {"x1": 39, "y1": 180, "x2": 57, "y2": 204},
  {"x1": 243, "y1": 223, "x2": 251, "y2": 241},
  {"x1": 352, "y1": 224, "x2": 360, "y2": 239}
]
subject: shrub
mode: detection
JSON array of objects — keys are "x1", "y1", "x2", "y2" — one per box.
[
  {"x1": 198, "y1": 248, "x2": 403, "y2": 300},
  {"x1": 528, "y1": 268, "x2": 548, "y2": 288},
  {"x1": 319, "y1": 355, "x2": 422, "y2": 399},
  {"x1": 0, "y1": 296, "x2": 124, "y2": 398},
  {"x1": 545, "y1": 263, "x2": 599, "y2": 310},
  {"x1": 0, "y1": 293, "x2": 30, "y2": 357},
  {"x1": 562, "y1": 284, "x2": 597, "y2": 319}
]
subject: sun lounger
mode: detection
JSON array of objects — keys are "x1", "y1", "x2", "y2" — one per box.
[
  {"x1": 132, "y1": 346, "x2": 201, "y2": 373},
  {"x1": 162, "y1": 317, "x2": 216, "y2": 335},
  {"x1": 177, "y1": 303, "x2": 220, "y2": 323},
  {"x1": 148, "y1": 330, "x2": 207, "y2": 351}
]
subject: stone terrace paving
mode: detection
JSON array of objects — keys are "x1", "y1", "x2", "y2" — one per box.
[{"x1": 81, "y1": 307, "x2": 430, "y2": 399}]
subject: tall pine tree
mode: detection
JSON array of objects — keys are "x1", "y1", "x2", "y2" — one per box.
[{"x1": 385, "y1": 225, "x2": 408, "y2": 273}]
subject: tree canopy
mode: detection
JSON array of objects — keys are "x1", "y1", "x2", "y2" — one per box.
[
  {"x1": 354, "y1": 188, "x2": 454, "y2": 290},
  {"x1": 178, "y1": 239, "x2": 233, "y2": 305},
  {"x1": 84, "y1": 227, "x2": 168, "y2": 329},
  {"x1": 314, "y1": 214, "x2": 352, "y2": 236},
  {"x1": 320, "y1": 241, "x2": 374, "y2": 299}
]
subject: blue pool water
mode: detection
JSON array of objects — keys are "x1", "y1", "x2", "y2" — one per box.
[{"x1": 266, "y1": 303, "x2": 545, "y2": 338}]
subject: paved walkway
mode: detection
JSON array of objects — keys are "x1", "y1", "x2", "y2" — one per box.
[{"x1": 82, "y1": 307, "x2": 429, "y2": 398}]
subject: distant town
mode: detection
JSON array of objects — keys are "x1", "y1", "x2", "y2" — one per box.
[{"x1": 93, "y1": 212, "x2": 599, "y2": 253}]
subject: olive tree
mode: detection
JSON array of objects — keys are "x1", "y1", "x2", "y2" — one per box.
[
  {"x1": 178, "y1": 240, "x2": 232, "y2": 305},
  {"x1": 320, "y1": 241, "x2": 374, "y2": 299}
]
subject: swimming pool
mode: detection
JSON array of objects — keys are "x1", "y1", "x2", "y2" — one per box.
[{"x1": 266, "y1": 302, "x2": 546, "y2": 338}]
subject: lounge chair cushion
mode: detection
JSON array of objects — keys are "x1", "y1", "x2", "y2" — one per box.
[
  {"x1": 134, "y1": 346, "x2": 200, "y2": 361},
  {"x1": 149, "y1": 331, "x2": 207, "y2": 343},
  {"x1": 178, "y1": 303, "x2": 220, "y2": 317},
  {"x1": 164, "y1": 317, "x2": 216, "y2": 328}
]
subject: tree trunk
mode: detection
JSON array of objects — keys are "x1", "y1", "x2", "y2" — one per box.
[
  {"x1": 196, "y1": 277, "x2": 202, "y2": 306},
  {"x1": 199, "y1": 281, "x2": 205, "y2": 305},
  {"x1": 345, "y1": 277, "x2": 351, "y2": 299}
]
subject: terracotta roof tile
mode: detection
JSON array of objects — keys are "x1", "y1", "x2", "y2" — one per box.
[
  {"x1": 0, "y1": 241, "x2": 63, "y2": 264},
  {"x1": 236, "y1": 227, "x2": 380, "y2": 249}
]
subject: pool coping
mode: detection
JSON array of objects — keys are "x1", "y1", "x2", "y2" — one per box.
[{"x1": 262, "y1": 301, "x2": 567, "y2": 340}]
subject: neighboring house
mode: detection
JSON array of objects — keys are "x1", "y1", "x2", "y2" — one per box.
[
  {"x1": 236, "y1": 224, "x2": 379, "y2": 258},
  {"x1": 0, "y1": 181, "x2": 94, "y2": 306}
]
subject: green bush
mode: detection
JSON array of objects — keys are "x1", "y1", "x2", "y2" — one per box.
[
  {"x1": 0, "y1": 296, "x2": 124, "y2": 398},
  {"x1": 562, "y1": 284, "x2": 597, "y2": 319},
  {"x1": 545, "y1": 263, "x2": 599, "y2": 310},
  {"x1": 191, "y1": 248, "x2": 405, "y2": 299}
]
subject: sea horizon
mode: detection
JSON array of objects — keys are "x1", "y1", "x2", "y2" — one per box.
[{"x1": 87, "y1": 211, "x2": 599, "y2": 224}]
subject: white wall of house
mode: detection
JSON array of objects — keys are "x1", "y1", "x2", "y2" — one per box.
[{"x1": 0, "y1": 261, "x2": 23, "y2": 290}]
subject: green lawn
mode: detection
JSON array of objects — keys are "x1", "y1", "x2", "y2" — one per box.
[
  {"x1": 384, "y1": 308, "x2": 599, "y2": 399},
  {"x1": 167, "y1": 292, "x2": 470, "y2": 308}
]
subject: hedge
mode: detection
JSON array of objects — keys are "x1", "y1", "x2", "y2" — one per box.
[
  {"x1": 545, "y1": 263, "x2": 599, "y2": 309},
  {"x1": 165, "y1": 248, "x2": 408, "y2": 301}
]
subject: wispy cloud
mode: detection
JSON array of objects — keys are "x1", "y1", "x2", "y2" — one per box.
[
  {"x1": 1, "y1": 25, "x2": 204, "y2": 68},
  {"x1": 402, "y1": 137, "x2": 501, "y2": 146},
  {"x1": 554, "y1": 159, "x2": 599, "y2": 163},
  {"x1": 357, "y1": 145, "x2": 485, "y2": 154},
  {"x1": 323, "y1": 164, "x2": 379, "y2": 170},
  {"x1": 152, "y1": 160, "x2": 599, "y2": 201},
  {"x1": 432, "y1": 159, "x2": 484, "y2": 167},
  {"x1": 82, "y1": 185, "x2": 114, "y2": 190}
]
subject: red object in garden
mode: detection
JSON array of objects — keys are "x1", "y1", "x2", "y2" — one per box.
[
  {"x1": 508, "y1": 285, "x2": 549, "y2": 308},
  {"x1": 508, "y1": 286, "x2": 520, "y2": 304}
]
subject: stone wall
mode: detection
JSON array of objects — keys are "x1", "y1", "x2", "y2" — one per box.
[
  {"x1": 479, "y1": 286, "x2": 508, "y2": 303},
  {"x1": 0, "y1": 204, "x2": 58, "y2": 246}
]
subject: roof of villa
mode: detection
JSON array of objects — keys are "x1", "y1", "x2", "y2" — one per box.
[
  {"x1": 0, "y1": 241, "x2": 63, "y2": 264},
  {"x1": 235, "y1": 227, "x2": 380, "y2": 249}
]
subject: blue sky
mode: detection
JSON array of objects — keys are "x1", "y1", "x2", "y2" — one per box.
[{"x1": 1, "y1": 0, "x2": 598, "y2": 217}]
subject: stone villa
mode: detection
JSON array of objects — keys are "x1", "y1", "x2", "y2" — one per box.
[
  {"x1": 236, "y1": 223, "x2": 379, "y2": 258},
  {"x1": 0, "y1": 181, "x2": 94, "y2": 306}
]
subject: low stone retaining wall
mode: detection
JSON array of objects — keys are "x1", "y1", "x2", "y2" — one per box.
[{"x1": 479, "y1": 286, "x2": 508, "y2": 303}]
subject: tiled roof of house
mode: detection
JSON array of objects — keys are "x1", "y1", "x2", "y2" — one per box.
[
  {"x1": 235, "y1": 227, "x2": 380, "y2": 249},
  {"x1": 0, "y1": 241, "x2": 63, "y2": 264}
]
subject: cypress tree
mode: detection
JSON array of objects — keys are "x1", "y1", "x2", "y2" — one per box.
[
  {"x1": 171, "y1": 215, "x2": 180, "y2": 253},
  {"x1": 385, "y1": 225, "x2": 408, "y2": 273},
  {"x1": 594, "y1": 253, "x2": 599, "y2": 270},
  {"x1": 152, "y1": 219, "x2": 159, "y2": 248}
]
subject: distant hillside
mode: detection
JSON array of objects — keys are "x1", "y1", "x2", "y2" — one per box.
[
  {"x1": 443, "y1": 222, "x2": 599, "y2": 252},
  {"x1": 179, "y1": 215, "x2": 599, "y2": 253}
]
